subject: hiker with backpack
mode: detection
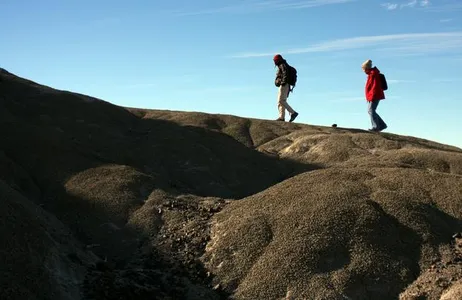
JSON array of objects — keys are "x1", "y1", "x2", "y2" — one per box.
[
  {"x1": 273, "y1": 54, "x2": 299, "y2": 122},
  {"x1": 362, "y1": 59, "x2": 387, "y2": 132}
]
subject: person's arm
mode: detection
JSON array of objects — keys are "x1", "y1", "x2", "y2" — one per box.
[
  {"x1": 280, "y1": 64, "x2": 288, "y2": 85},
  {"x1": 275, "y1": 66, "x2": 282, "y2": 86},
  {"x1": 365, "y1": 74, "x2": 373, "y2": 93},
  {"x1": 365, "y1": 74, "x2": 374, "y2": 99}
]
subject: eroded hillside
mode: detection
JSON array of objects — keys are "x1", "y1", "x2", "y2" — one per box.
[{"x1": 1, "y1": 68, "x2": 462, "y2": 300}]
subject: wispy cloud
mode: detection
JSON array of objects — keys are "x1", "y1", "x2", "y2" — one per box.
[
  {"x1": 173, "y1": 0, "x2": 355, "y2": 16},
  {"x1": 230, "y1": 32, "x2": 462, "y2": 58},
  {"x1": 424, "y1": 0, "x2": 462, "y2": 12},
  {"x1": 420, "y1": 0, "x2": 430, "y2": 6},
  {"x1": 381, "y1": 0, "x2": 430, "y2": 10},
  {"x1": 385, "y1": 0, "x2": 462, "y2": 12},
  {"x1": 387, "y1": 79, "x2": 417, "y2": 84},
  {"x1": 381, "y1": 3, "x2": 399, "y2": 10},
  {"x1": 402, "y1": 0, "x2": 428, "y2": 8},
  {"x1": 440, "y1": 18, "x2": 453, "y2": 23}
]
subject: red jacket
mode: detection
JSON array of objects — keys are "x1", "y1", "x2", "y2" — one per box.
[{"x1": 365, "y1": 67, "x2": 385, "y2": 102}]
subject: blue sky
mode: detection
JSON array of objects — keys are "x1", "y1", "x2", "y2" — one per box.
[{"x1": 1, "y1": 0, "x2": 462, "y2": 148}]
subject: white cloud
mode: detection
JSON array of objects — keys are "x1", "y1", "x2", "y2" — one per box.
[
  {"x1": 420, "y1": 0, "x2": 430, "y2": 6},
  {"x1": 387, "y1": 79, "x2": 417, "y2": 84},
  {"x1": 386, "y1": 0, "x2": 462, "y2": 12},
  {"x1": 173, "y1": 0, "x2": 355, "y2": 16},
  {"x1": 230, "y1": 32, "x2": 462, "y2": 58},
  {"x1": 381, "y1": 0, "x2": 431, "y2": 10},
  {"x1": 440, "y1": 19, "x2": 453, "y2": 22},
  {"x1": 381, "y1": 3, "x2": 399, "y2": 10},
  {"x1": 424, "y1": 0, "x2": 462, "y2": 12},
  {"x1": 401, "y1": 0, "x2": 418, "y2": 8}
]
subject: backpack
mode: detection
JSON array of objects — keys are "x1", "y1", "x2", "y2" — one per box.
[
  {"x1": 287, "y1": 64, "x2": 297, "y2": 87},
  {"x1": 379, "y1": 73, "x2": 388, "y2": 91}
]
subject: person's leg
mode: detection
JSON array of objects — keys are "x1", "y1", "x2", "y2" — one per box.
[
  {"x1": 277, "y1": 86, "x2": 285, "y2": 120},
  {"x1": 285, "y1": 86, "x2": 299, "y2": 122},
  {"x1": 375, "y1": 101, "x2": 387, "y2": 130},
  {"x1": 280, "y1": 85, "x2": 295, "y2": 113},
  {"x1": 278, "y1": 84, "x2": 294, "y2": 120},
  {"x1": 376, "y1": 114, "x2": 387, "y2": 131},
  {"x1": 368, "y1": 100, "x2": 380, "y2": 130}
]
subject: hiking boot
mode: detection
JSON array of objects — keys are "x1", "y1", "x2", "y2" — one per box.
[
  {"x1": 276, "y1": 118, "x2": 285, "y2": 121},
  {"x1": 289, "y1": 112, "x2": 298, "y2": 123}
]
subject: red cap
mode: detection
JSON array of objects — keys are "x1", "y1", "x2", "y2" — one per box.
[{"x1": 273, "y1": 54, "x2": 283, "y2": 62}]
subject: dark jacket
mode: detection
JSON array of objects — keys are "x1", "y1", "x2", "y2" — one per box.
[
  {"x1": 275, "y1": 60, "x2": 289, "y2": 87},
  {"x1": 365, "y1": 67, "x2": 385, "y2": 102}
]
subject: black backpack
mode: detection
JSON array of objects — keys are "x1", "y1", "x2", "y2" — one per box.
[
  {"x1": 287, "y1": 64, "x2": 297, "y2": 86},
  {"x1": 380, "y1": 73, "x2": 388, "y2": 91}
]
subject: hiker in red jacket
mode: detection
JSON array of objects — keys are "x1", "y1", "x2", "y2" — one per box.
[
  {"x1": 362, "y1": 59, "x2": 387, "y2": 132},
  {"x1": 274, "y1": 54, "x2": 298, "y2": 122}
]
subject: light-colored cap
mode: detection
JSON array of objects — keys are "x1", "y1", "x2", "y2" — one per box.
[{"x1": 362, "y1": 59, "x2": 372, "y2": 70}]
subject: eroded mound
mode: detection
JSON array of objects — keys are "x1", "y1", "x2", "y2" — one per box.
[
  {"x1": 0, "y1": 180, "x2": 97, "y2": 300},
  {"x1": 203, "y1": 168, "x2": 462, "y2": 299}
]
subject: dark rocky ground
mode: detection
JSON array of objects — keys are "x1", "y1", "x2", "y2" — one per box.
[{"x1": 1, "y1": 68, "x2": 462, "y2": 299}]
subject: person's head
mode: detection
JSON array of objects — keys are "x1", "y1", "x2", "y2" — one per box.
[
  {"x1": 273, "y1": 54, "x2": 283, "y2": 65},
  {"x1": 362, "y1": 59, "x2": 373, "y2": 73}
]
